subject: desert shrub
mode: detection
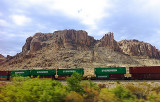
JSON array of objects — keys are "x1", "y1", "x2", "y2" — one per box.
[
  {"x1": 80, "y1": 80, "x2": 99, "y2": 102},
  {"x1": 148, "y1": 91, "x2": 160, "y2": 102},
  {"x1": 80, "y1": 80, "x2": 99, "y2": 90},
  {"x1": 125, "y1": 82, "x2": 152, "y2": 99},
  {"x1": 110, "y1": 85, "x2": 136, "y2": 102},
  {"x1": 83, "y1": 85, "x2": 99, "y2": 102},
  {"x1": 11, "y1": 76, "x2": 31, "y2": 85},
  {"x1": 0, "y1": 91, "x2": 6, "y2": 102},
  {"x1": 0, "y1": 78, "x2": 67, "y2": 102},
  {"x1": 98, "y1": 84, "x2": 106, "y2": 88},
  {"x1": 66, "y1": 72, "x2": 84, "y2": 94},
  {"x1": 152, "y1": 86, "x2": 160, "y2": 94},
  {"x1": 65, "y1": 91, "x2": 84, "y2": 102},
  {"x1": 98, "y1": 88, "x2": 117, "y2": 102}
]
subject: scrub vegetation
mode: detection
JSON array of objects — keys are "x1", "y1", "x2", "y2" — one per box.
[{"x1": 0, "y1": 73, "x2": 160, "y2": 102}]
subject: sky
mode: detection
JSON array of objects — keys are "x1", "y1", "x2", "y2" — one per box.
[{"x1": 0, "y1": 0, "x2": 160, "y2": 56}]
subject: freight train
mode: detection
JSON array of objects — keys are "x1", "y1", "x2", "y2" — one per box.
[{"x1": 1, "y1": 66, "x2": 160, "y2": 81}]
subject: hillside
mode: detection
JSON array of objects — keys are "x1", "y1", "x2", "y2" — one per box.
[
  {"x1": 0, "y1": 29, "x2": 160, "y2": 70},
  {"x1": 0, "y1": 54, "x2": 6, "y2": 65}
]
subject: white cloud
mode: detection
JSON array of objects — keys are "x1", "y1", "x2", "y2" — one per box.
[
  {"x1": 11, "y1": 15, "x2": 31, "y2": 26},
  {"x1": 0, "y1": 19, "x2": 10, "y2": 26},
  {"x1": 7, "y1": 0, "x2": 112, "y2": 30},
  {"x1": 0, "y1": 12, "x2": 2, "y2": 16},
  {"x1": 130, "y1": 0, "x2": 160, "y2": 22},
  {"x1": 51, "y1": 0, "x2": 111, "y2": 30}
]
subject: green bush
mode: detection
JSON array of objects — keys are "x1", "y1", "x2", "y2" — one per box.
[
  {"x1": 66, "y1": 72, "x2": 84, "y2": 94},
  {"x1": 80, "y1": 80, "x2": 99, "y2": 102},
  {"x1": 2, "y1": 76, "x2": 160, "y2": 102},
  {"x1": 98, "y1": 88, "x2": 117, "y2": 102},
  {"x1": 0, "y1": 78, "x2": 67, "y2": 102},
  {"x1": 125, "y1": 82, "x2": 151, "y2": 99},
  {"x1": 152, "y1": 86, "x2": 160, "y2": 94},
  {"x1": 110, "y1": 85, "x2": 136, "y2": 102},
  {"x1": 148, "y1": 91, "x2": 160, "y2": 102},
  {"x1": 65, "y1": 91, "x2": 84, "y2": 102},
  {"x1": 80, "y1": 80, "x2": 99, "y2": 90}
]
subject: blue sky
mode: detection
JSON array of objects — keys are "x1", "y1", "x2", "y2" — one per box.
[{"x1": 0, "y1": 0, "x2": 160, "y2": 56}]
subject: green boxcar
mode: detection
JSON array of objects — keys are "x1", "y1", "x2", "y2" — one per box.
[
  {"x1": 57, "y1": 68, "x2": 84, "y2": 75},
  {"x1": 11, "y1": 70, "x2": 30, "y2": 76},
  {"x1": 0, "y1": 76, "x2": 10, "y2": 80},
  {"x1": 96, "y1": 75, "x2": 109, "y2": 78},
  {"x1": 0, "y1": 76, "x2": 9, "y2": 78},
  {"x1": 95, "y1": 67, "x2": 126, "y2": 75},
  {"x1": 30, "y1": 69, "x2": 56, "y2": 75}
]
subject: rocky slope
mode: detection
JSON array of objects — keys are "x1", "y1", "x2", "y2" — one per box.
[
  {"x1": 0, "y1": 29, "x2": 160, "y2": 70},
  {"x1": 0, "y1": 54, "x2": 4, "y2": 58},
  {"x1": 95, "y1": 32, "x2": 121, "y2": 52},
  {"x1": 118, "y1": 40, "x2": 160, "y2": 59},
  {"x1": 0, "y1": 54, "x2": 6, "y2": 65}
]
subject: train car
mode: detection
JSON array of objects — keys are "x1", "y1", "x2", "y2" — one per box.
[
  {"x1": 0, "y1": 71, "x2": 10, "y2": 81},
  {"x1": 57, "y1": 68, "x2": 84, "y2": 79},
  {"x1": 129, "y1": 66, "x2": 160, "y2": 80},
  {"x1": 30, "y1": 69, "x2": 56, "y2": 79},
  {"x1": 11, "y1": 70, "x2": 30, "y2": 78},
  {"x1": 94, "y1": 67, "x2": 126, "y2": 80}
]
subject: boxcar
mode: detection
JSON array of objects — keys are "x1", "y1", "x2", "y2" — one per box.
[
  {"x1": 57, "y1": 68, "x2": 84, "y2": 79},
  {"x1": 0, "y1": 71, "x2": 10, "y2": 80},
  {"x1": 30, "y1": 69, "x2": 56, "y2": 79},
  {"x1": 11, "y1": 70, "x2": 30, "y2": 77},
  {"x1": 129, "y1": 66, "x2": 160, "y2": 80},
  {"x1": 95, "y1": 67, "x2": 126, "y2": 80}
]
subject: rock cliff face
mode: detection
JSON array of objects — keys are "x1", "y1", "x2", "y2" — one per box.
[
  {"x1": 118, "y1": 40, "x2": 160, "y2": 59},
  {"x1": 0, "y1": 54, "x2": 5, "y2": 65},
  {"x1": 0, "y1": 54, "x2": 4, "y2": 58},
  {"x1": 53, "y1": 30, "x2": 96, "y2": 50},
  {"x1": 22, "y1": 30, "x2": 96, "y2": 53},
  {"x1": 20, "y1": 30, "x2": 160, "y2": 60},
  {"x1": 1, "y1": 29, "x2": 160, "y2": 70},
  {"x1": 22, "y1": 33, "x2": 53, "y2": 53},
  {"x1": 96, "y1": 32, "x2": 121, "y2": 52}
]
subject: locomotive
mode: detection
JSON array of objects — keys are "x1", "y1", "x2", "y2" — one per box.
[{"x1": 1, "y1": 66, "x2": 160, "y2": 81}]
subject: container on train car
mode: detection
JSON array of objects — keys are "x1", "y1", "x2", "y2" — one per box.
[
  {"x1": 30, "y1": 69, "x2": 56, "y2": 75},
  {"x1": 96, "y1": 75, "x2": 109, "y2": 78},
  {"x1": 109, "y1": 74, "x2": 125, "y2": 79},
  {"x1": 0, "y1": 71, "x2": 10, "y2": 80},
  {"x1": 0, "y1": 71, "x2": 10, "y2": 76},
  {"x1": 30, "y1": 69, "x2": 56, "y2": 79},
  {"x1": 11, "y1": 70, "x2": 30, "y2": 77},
  {"x1": 129, "y1": 66, "x2": 160, "y2": 74},
  {"x1": 57, "y1": 68, "x2": 84, "y2": 75},
  {"x1": 131, "y1": 73, "x2": 160, "y2": 80},
  {"x1": 95, "y1": 67, "x2": 126, "y2": 75},
  {"x1": 0, "y1": 76, "x2": 10, "y2": 80}
]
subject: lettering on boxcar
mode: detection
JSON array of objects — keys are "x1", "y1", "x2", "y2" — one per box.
[
  {"x1": 15, "y1": 72, "x2": 24, "y2": 74},
  {"x1": 63, "y1": 70, "x2": 76, "y2": 73},
  {"x1": 37, "y1": 71, "x2": 48, "y2": 73},
  {"x1": 102, "y1": 69, "x2": 117, "y2": 72}
]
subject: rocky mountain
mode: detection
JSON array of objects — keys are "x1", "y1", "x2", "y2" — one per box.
[
  {"x1": 118, "y1": 40, "x2": 160, "y2": 59},
  {"x1": 0, "y1": 54, "x2": 6, "y2": 65},
  {"x1": 0, "y1": 29, "x2": 160, "y2": 70},
  {"x1": 22, "y1": 30, "x2": 96, "y2": 54},
  {"x1": 0, "y1": 54, "x2": 4, "y2": 58},
  {"x1": 95, "y1": 32, "x2": 121, "y2": 52}
]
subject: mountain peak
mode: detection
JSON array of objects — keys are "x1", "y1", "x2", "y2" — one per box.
[{"x1": 0, "y1": 54, "x2": 4, "y2": 58}]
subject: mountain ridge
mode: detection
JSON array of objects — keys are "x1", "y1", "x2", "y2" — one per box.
[{"x1": 0, "y1": 29, "x2": 160, "y2": 70}]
